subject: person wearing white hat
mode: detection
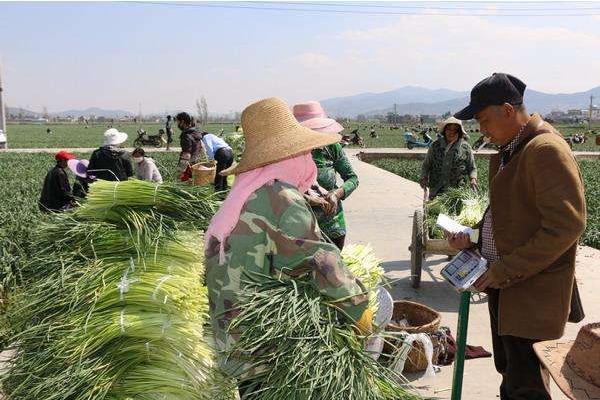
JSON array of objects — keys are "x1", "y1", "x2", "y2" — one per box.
[
  {"x1": 87, "y1": 128, "x2": 133, "y2": 181},
  {"x1": 420, "y1": 116, "x2": 477, "y2": 199}
]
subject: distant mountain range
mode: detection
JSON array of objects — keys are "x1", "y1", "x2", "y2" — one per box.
[
  {"x1": 320, "y1": 85, "x2": 600, "y2": 118},
  {"x1": 7, "y1": 84, "x2": 600, "y2": 119}
]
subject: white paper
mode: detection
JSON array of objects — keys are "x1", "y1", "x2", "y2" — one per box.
[{"x1": 436, "y1": 214, "x2": 479, "y2": 243}]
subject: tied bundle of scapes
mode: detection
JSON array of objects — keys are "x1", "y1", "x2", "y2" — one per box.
[
  {"x1": 227, "y1": 248, "x2": 422, "y2": 400},
  {"x1": 425, "y1": 187, "x2": 488, "y2": 239},
  {"x1": 1, "y1": 179, "x2": 237, "y2": 399}
]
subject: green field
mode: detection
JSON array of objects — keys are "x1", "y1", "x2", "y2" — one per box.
[
  {"x1": 371, "y1": 158, "x2": 600, "y2": 250},
  {"x1": 4, "y1": 121, "x2": 600, "y2": 151},
  {"x1": 3, "y1": 122, "x2": 238, "y2": 149}
]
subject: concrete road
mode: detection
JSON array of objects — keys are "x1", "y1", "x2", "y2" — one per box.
[{"x1": 343, "y1": 149, "x2": 599, "y2": 399}]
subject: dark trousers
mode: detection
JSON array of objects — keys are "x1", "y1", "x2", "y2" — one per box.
[
  {"x1": 214, "y1": 147, "x2": 234, "y2": 191},
  {"x1": 488, "y1": 289, "x2": 552, "y2": 400}
]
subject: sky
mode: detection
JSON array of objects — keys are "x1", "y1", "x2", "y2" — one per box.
[{"x1": 1, "y1": 1, "x2": 600, "y2": 114}]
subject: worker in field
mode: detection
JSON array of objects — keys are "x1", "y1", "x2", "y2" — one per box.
[
  {"x1": 165, "y1": 115, "x2": 174, "y2": 150},
  {"x1": 175, "y1": 112, "x2": 203, "y2": 173},
  {"x1": 39, "y1": 150, "x2": 77, "y2": 212},
  {"x1": 132, "y1": 147, "x2": 163, "y2": 183},
  {"x1": 88, "y1": 128, "x2": 133, "y2": 181},
  {"x1": 198, "y1": 131, "x2": 234, "y2": 191},
  {"x1": 448, "y1": 73, "x2": 586, "y2": 400},
  {"x1": 420, "y1": 116, "x2": 477, "y2": 199},
  {"x1": 293, "y1": 101, "x2": 359, "y2": 250},
  {"x1": 204, "y1": 98, "x2": 372, "y2": 397}
]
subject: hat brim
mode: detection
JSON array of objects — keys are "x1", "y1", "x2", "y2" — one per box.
[
  {"x1": 439, "y1": 122, "x2": 468, "y2": 138},
  {"x1": 103, "y1": 131, "x2": 128, "y2": 146},
  {"x1": 454, "y1": 103, "x2": 485, "y2": 121},
  {"x1": 220, "y1": 126, "x2": 340, "y2": 176},
  {"x1": 67, "y1": 159, "x2": 89, "y2": 178},
  {"x1": 533, "y1": 340, "x2": 600, "y2": 400},
  {"x1": 300, "y1": 117, "x2": 344, "y2": 134}
]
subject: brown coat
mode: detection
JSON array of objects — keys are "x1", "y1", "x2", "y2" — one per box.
[{"x1": 486, "y1": 113, "x2": 586, "y2": 340}]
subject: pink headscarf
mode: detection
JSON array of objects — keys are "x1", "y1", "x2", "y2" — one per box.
[{"x1": 204, "y1": 153, "x2": 317, "y2": 264}]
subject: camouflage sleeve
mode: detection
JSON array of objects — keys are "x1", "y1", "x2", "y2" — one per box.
[
  {"x1": 465, "y1": 144, "x2": 477, "y2": 179},
  {"x1": 421, "y1": 146, "x2": 433, "y2": 180},
  {"x1": 267, "y1": 193, "x2": 368, "y2": 322}
]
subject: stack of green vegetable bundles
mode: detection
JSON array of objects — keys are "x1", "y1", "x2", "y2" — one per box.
[{"x1": 1, "y1": 180, "x2": 233, "y2": 400}]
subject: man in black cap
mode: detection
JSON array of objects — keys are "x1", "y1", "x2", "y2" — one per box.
[{"x1": 448, "y1": 73, "x2": 586, "y2": 400}]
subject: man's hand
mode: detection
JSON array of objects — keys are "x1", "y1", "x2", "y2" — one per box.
[
  {"x1": 446, "y1": 232, "x2": 472, "y2": 250},
  {"x1": 325, "y1": 188, "x2": 344, "y2": 216},
  {"x1": 473, "y1": 271, "x2": 492, "y2": 292}
]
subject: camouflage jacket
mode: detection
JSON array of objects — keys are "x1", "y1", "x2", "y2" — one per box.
[
  {"x1": 205, "y1": 180, "x2": 369, "y2": 378},
  {"x1": 421, "y1": 137, "x2": 477, "y2": 198}
]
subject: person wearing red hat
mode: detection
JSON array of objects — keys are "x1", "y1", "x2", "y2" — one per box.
[{"x1": 39, "y1": 150, "x2": 77, "y2": 212}]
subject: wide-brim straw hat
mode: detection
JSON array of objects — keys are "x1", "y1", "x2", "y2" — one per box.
[
  {"x1": 533, "y1": 323, "x2": 600, "y2": 400},
  {"x1": 221, "y1": 97, "x2": 341, "y2": 176},
  {"x1": 438, "y1": 116, "x2": 468, "y2": 138},
  {"x1": 293, "y1": 101, "x2": 344, "y2": 134},
  {"x1": 103, "y1": 128, "x2": 128, "y2": 146}
]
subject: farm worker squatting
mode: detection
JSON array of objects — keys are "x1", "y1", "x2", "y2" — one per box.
[
  {"x1": 132, "y1": 147, "x2": 163, "y2": 183},
  {"x1": 203, "y1": 97, "x2": 372, "y2": 398},
  {"x1": 87, "y1": 128, "x2": 134, "y2": 181},
  {"x1": 448, "y1": 72, "x2": 586, "y2": 400},
  {"x1": 39, "y1": 150, "x2": 77, "y2": 212}
]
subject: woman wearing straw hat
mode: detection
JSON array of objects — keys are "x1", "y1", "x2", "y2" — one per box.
[
  {"x1": 204, "y1": 97, "x2": 372, "y2": 395},
  {"x1": 420, "y1": 116, "x2": 477, "y2": 199},
  {"x1": 293, "y1": 101, "x2": 359, "y2": 250}
]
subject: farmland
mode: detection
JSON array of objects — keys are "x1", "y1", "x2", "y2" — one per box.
[
  {"x1": 4, "y1": 121, "x2": 600, "y2": 151},
  {"x1": 371, "y1": 158, "x2": 600, "y2": 249},
  {"x1": 4, "y1": 122, "x2": 238, "y2": 149}
]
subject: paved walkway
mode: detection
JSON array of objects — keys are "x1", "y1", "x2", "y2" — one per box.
[{"x1": 343, "y1": 149, "x2": 599, "y2": 399}]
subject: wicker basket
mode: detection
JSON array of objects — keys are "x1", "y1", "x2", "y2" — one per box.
[
  {"x1": 191, "y1": 161, "x2": 216, "y2": 186},
  {"x1": 383, "y1": 300, "x2": 442, "y2": 373}
]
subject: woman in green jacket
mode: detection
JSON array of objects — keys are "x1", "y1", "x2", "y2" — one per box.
[{"x1": 293, "y1": 101, "x2": 359, "y2": 250}]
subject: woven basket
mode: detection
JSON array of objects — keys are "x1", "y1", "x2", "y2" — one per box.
[
  {"x1": 384, "y1": 300, "x2": 442, "y2": 373},
  {"x1": 191, "y1": 161, "x2": 216, "y2": 186}
]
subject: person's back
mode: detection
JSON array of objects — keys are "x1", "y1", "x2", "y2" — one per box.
[
  {"x1": 201, "y1": 133, "x2": 231, "y2": 160},
  {"x1": 88, "y1": 146, "x2": 133, "y2": 181}
]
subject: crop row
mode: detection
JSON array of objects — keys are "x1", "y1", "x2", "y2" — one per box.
[{"x1": 371, "y1": 157, "x2": 600, "y2": 249}]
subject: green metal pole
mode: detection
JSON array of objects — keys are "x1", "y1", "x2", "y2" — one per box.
[{"x1": 451, "y1": 291, "x2": 471, "y2": 400}]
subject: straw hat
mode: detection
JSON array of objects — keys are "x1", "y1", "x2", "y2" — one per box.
[
  {"x1": 438, "y1": 116, "x2": 468, "y2": 138},
  {"x1": 533, "y1": 323, "x2": 600, "y2": 400},
  {"x1": 103, "y1": 128, "x2": 128, "y2": 146},
  {"x1": 221, "y1": 97, "x2": 341, "y2": 176},
  {"x1": 293, "y1": 101, "x2": 344, "y2": 134}
]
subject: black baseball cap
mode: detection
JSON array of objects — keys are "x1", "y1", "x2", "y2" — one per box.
[{"x1": 454, "y1": 73, "x2": 526, "y2": 120}]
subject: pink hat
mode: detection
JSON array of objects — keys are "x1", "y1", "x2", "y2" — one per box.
[
  {"x1": 292, "y1": 101, "x2": 344, "y2": 134},
  {"x1": 67, "y1": 159, "x2": 89, "y2": 178}
]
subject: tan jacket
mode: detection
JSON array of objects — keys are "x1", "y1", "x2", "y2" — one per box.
[{"x1": 487, "y1": 114, "x2": 586, "y2": 340}]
